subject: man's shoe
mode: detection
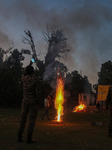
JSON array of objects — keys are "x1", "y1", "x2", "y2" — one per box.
[
  {"x1": 18, "y1": 138, "x2": 22, "y2": 142},
  {"x1": 26, "y1": 139, "x2": 36, "y2": 144},
  {"x1": 18, "y1": 133, "x2": 22, "y2": 142}
]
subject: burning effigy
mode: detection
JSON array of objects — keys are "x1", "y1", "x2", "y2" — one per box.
[
  {"x1": 73, "y1": 103, "x2": 86, "y2": 112},
  {"x1": 53, "y1": 75, "x2": 64, "y2": 123}
]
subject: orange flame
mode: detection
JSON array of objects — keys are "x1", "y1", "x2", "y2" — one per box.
[
  {"x1": 73, "y1": 103, "x2": 86, "y2": 112},
  {"x1": 54, "y1": 77, "x2": 64, "y2": 122}
]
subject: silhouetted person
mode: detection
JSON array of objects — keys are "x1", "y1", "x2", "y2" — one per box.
[
  {"x1": 106, "y1": 86, "x2": 112, "y2": 137},
  {"x1": 96, "y1": 101, "x2": 100, "y2": 112},
  {"x1": 41, "y1": 96, "x2": 51, "y2": 120},
  {"x1": 18, "y1": 64, "x2": 39, "y2": 143}
]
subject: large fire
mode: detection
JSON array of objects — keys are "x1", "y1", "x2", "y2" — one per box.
[
  {"x1": 54, "y1": 77, "x2": 64, "y2": 122},
  {"x1": 73, "y1": 103, "x2": 86, "y2": 112}
]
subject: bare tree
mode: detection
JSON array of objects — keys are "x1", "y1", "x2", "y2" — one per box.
[
  {"x1": 23, "y1": 30, "x2": 44, "y2": 73},
  {"x1": 23, "y1": 30, "x2": 38, "y2": 63},
  {"x1": 23, "y1": 29, "x2": 70, "y2": 80},
  {"x1": 43, "y1": 29, "x2": 70, "y2": 66}
]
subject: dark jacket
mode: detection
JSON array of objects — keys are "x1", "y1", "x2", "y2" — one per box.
[
  {"x1": 106, "y1": 86, "x2": 112, "y2": 108},
  {"x1": 22, "y1": 75, "x2": 38, "y2": 105}
]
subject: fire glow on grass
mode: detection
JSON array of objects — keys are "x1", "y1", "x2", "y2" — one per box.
[
  {"x1": 73, "y1": 103, "x2": 86, "y2": 112},
  {"x1": 54, "y1": 77, "x2": 64, "y2": 122}
]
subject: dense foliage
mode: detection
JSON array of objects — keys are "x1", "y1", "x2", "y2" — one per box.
[
  {"x1": 98, "y1": 61, "x2": 112, "y2": 85},
  {"x1": 65, "y1": 71, "x2": 92, "y2": 108},
  {"x1": 0, "y1": 49, "x2": 23, "y2": 106}
]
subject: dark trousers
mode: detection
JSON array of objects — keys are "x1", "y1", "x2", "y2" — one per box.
[
  {"x1": 109, "y1": 107, "x2": 112, "y2": 131},
  {"x1": 18, "y1": 102, "x2": 38, "y2": 139}
]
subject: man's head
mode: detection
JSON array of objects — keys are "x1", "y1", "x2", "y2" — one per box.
[{"x1": 25, "y1": 65, "x2": 34, "y2": 75}]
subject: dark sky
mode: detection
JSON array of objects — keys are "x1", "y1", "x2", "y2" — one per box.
[{"x1": 0, "y1": 0, "x2": 112, "y2": 84}]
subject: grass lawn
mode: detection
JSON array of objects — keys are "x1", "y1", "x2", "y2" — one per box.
[{"x1": 0, "y1": 107, "x2": 112, "y2": 150}]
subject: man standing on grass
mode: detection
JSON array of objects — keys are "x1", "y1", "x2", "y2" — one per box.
[
  {"x1": 18, "y1": 64, "x2": 40, "y2": 143},
  {"x1": 41, "y1": 96, "x2": 51, "y2": 120},
  {"x1": 106, "y1": 86, "x2": 112, "y2": 137}
]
